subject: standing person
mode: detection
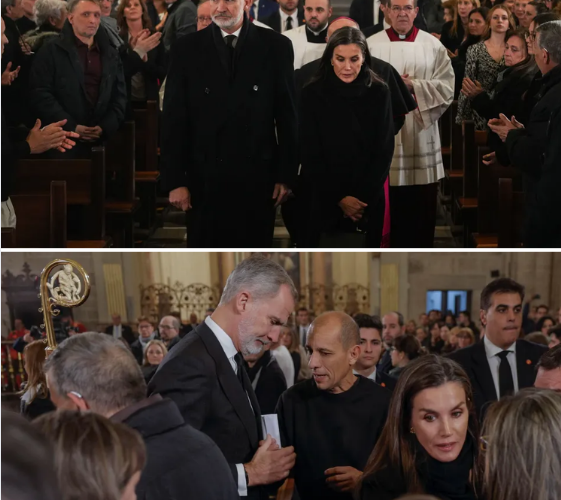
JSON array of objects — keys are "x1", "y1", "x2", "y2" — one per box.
[
  {"x1": 44, "y1": 333, "x2": 239, "y2": 500},
  {"x1": 367, "y1": 0, "x2": 455, "y2": 248},
  {"x1": 295, "y1": 307, "x2": 312, "y2": 346},
  {"x1": 440, "y1": 0, "x2": 480, "y2": 55},
  {"x1": 148, "y1": 255, "x2": 297, "y2": 499},
  {"x1": 283, "y1": 0, "x2": 331, "y2": 69},
  {"x1": 456, "y1": 4, "x2": 515, "y2": 130},
  {"x1": 277, "y1": 312, "x2": 391, "y2": 500},
  {"x1": 105, "y1": 313, "x2": 136, "y2": 345},
  {"x1": 162, "y1": 0, "x2": 196, "y2": 51},
  {"x1": 261, "y1": 0, "x2": 303, "y2": 33},
  {"x1": 448, "y1": 278, "x2": 548, "y2": 420},
  {"x1": 281, "y1": 326, "x2": 311, "y2": 382},
  {"x1": 130, "y1": 316, "x2": 156, "y2": 365},
  {"x1": 358, "y1": 356, "x2": 483, "y2": 500},
  {"x1": 158, "y1": 315, "x2": 182, "y2": 350},
  {"x1": 482, "y1": 389, "x2": 561, "y2": 500},
  {"x1": 300, "y1": 26, "x2": 395, "y2": 248},
  {"x1": 378, "y1": 311, "x2": 406, "y2": 374},
  {"x1": 353, "y1": 314, "x2": 398, "y2": 390},
  {"x1": 161, "y1": 0, "x2": 298, "y2": 248},
  {"x1": 389, "y1": 334, "x2": 425, "y2": 378},
  {"x1": 16, "y1": 0, "x2": 36, "y2": 33}
]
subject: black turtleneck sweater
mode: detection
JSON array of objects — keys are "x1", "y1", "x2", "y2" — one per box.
[{"x1": 277, "y1": 376, "x2": 391, "y2": 500}]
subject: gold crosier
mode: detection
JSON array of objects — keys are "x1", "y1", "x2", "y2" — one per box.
[{"x1": 38, "y1": 259, "x2": 91, "y2": 354}]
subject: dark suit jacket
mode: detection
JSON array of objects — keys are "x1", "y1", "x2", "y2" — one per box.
[
  {"x1": 104, "y1": 324, "x2": 136, "y2": 345},
  {"x1": 160, "y1": 17, "x2": 298, "y2": 247},
  {"x1": 376, "y1": 370, "x2": 398, "y2": 392},
  {"x1": 113, "y1": 395, "x2": 238, "y2": 500},
  {"x1": 448, "y1": 339, "x2": 548, "y2": 421},
  {"x1": 251, "y1": 0, "x2": 279, "y2": 21},
  {"x1": 148, "y1": 322, "x2": 266, "y2": 499},
  {"x1": 247, "y1": 352, "x2": 287, "y2": 414},
  {"x1": 29, "y1": 20, "x2": 127, "y2": 138},
  {"x1": 261, "y1": 9, "x2": 304, "y2": 33}
]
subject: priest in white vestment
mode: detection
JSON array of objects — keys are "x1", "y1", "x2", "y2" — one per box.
[
  {"x1": 367, "y1": 0, "x2": 454, "y2": 247},
  {"x1": 283, "y1": 0, "x2": 331, "y2": 69}
]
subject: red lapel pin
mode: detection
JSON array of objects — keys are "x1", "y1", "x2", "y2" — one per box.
[
  {"x1": 381, "y1": 382, "x2": 386, "y2": 387},
  {"x1": 526, "y1": 359, "x2": 532, "y2": 365}
]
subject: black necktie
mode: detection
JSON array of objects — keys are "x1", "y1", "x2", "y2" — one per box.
[
  {"x1": 234, "y1": 352, "x2": 246, "y2": 389},
  {"x1": 286, "y1": 16, "x2": 293, "y2": 31},
  {"x1": 497, "y1": 350, "x2": 514, "y2": 399},
  {"x1": 224, "y1": 35, "x2": 236, "y2": 77}
]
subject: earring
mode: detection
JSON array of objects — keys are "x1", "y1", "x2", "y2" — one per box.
[
  {"x1": 410, "y1": 427, "x2": 415, "y2": 434},
  {"x1": 331, "y1": 62, "x2": 334, "y2": 66}
]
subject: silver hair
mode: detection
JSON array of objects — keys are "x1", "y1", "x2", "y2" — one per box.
[
  {"x1": 1, "y1": 0, "x2": 18, "y2": 15},
  {"x1": 218, "y1": 254, "x2": 298, "y2": 306},
  {"x1": 34, "y1": 0, "x2": 66, "y2": 26},
  {"x1": 537, "y1": 20, "x2": 561, "y2": 64},
  {"x1": 43, "y1": 332, "x2": 146, "y2": 415}
]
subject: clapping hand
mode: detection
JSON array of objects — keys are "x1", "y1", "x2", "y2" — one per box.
[
  {"x1": 488, "y1": 114, "x2": 523, "y2": 142},
  {"x1": 1, "y1": 62, "x2": 21, "y2": 86},
  {"x1": 461, "y1": 77, "x2": 484, "y2": 99},
  {"x1": 27, "y1": 119, "x2": 80, "y2": 154}
]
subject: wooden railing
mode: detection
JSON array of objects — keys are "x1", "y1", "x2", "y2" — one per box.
[{"x1": 1, "y1": 340, "x2": 27, "y2": 396}]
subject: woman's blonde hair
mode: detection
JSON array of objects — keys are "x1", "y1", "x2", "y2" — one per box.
[
  {"x1": 23, "y1": 340, "x2": 49, "y2": 402},
  {"x1": 457, "y1": 327, "x2": 475, "y2": 344},
  {"x1": 482, "y1": 388, "x2": 561, "y2": 500},
  {"x1": 34, "y1": 410, "x2": 146, "y2": 500},
  {"x1": 142, "y1": 339, "x2": 168, "y2": 367},
  {"x1": 484, "y1": 4, "x2": 516, "y2": 40},
  {"x1": 282, "y1": 326, "x2": 300, "y2": 353}
]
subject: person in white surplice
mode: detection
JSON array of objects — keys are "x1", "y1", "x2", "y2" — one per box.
[
  {"x1": 283, "y1": 0, "x2": 332, "y2": 69},
  {"x1": 367, "y1": 0, "x2": 454, "y2": 248}
]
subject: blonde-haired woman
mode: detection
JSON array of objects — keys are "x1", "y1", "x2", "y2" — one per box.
[
  {"x1": 141, "y1": 339, "x2": 168, "y2": 383},
  {"x1": 482, "y1": 388, "x2": 561, "y2": 500},
  {"x1": 20, "y1": 340, "x2": 55, "y2": 420},
  {"x1": 281, "y1": 327, "x2": 311, "y2": 383},
  {"x1": 34, "y1": 410, "x2": 146, "y2": 500},
  {"x1": 456, "y1": 4, "x2": 516, "y2": 129}
]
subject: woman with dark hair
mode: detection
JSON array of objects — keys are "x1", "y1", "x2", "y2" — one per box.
[
  {"x1": 117, "y1": 0, "x2": 167, "y2": 108},
  {"x1": 428, "y1": 321, "x2": 445, "y2": 354},
  {"x1": 465, "y1": 29, "x2": 537, "y2": 152},
  {"x1": 300, "y1": 26, "x2": 394, "y2": 248},
  {"x1": 358, "y1": 355, "x2": 483, "y2": 500},
  {"x1": 389, "y1": 335, "x2": 426, "y2": 378},
  {"x1": 451, "y1": 7, "x2": 489, "y2": 96},
  {"x1": 20, "y1": 340, "x2": 55, "y2": 420},
  {"x1": 456, "y1": 4, "x2": 516, "y2": 129},
  {"x1": 535, "y1": 315, "x2": 556, "y2": 336},
  {"x1": 441, "y1": 0, "x2": 481, "y2": 55}
]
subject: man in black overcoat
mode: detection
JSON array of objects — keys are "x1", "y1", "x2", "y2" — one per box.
[
  {"x1": 449, "y1": 278, "x2": 548, "y2": 422},
  {"x1": 160, "y1": 0, "x2": 299, "y2": 248}
]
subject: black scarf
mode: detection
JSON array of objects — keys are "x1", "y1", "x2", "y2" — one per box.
[
  {"x1": 324, "y1": 65, "x2": 370, "y2": 99},
  {"x1": 416, "y1": 435, "x2": 477, "y2": 500},
  {"x1": 491, "y1": 55, "x2": 537, "y2": 98}
]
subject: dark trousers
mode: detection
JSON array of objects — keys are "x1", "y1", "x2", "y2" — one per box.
[{"x1": 389, "y1": 183, "x2": 438, "y2": 248}]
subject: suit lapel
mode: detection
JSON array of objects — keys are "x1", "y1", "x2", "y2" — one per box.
[
  {"x1": 470, "y1": 342, "x2": 498, "y2": 402},
  {"x1": 515, "y1": 340, "x2": 537, "y2": 389},
  {"x1": 197, "y1": 323, "x2": 259, "y2": 448}
]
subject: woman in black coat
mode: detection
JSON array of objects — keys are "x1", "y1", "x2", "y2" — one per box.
[
  {"x1": 358, "y1": 355, "x2": 483, "y2": 500},
  {"x1": 300, "y1": 27, "x2": 394, "y2": 248},
  {"x1": 116, "y1": 0, "x2": 167, "y2": 109},
  {"x1": 440, "y1": 0, "x2": 478, "y2": 54}
]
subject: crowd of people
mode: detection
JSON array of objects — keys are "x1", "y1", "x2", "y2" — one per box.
[
  {"x1": 2, "y1": 0, "x2": 560, "y2": 247},
  {"x1": 3, "y1": 254, "x2": 561, "y2": 500}
]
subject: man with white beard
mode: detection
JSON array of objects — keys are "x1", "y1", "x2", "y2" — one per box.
[
  {"x1": 149, "y1": 255, "x2": 297, "y2": 499},
  {"x1": 367, "y1": 0, "x2": 454, "y2": 248},
  {"x1": 160, "y1": 0, "x2": 298, "y2": 248}
]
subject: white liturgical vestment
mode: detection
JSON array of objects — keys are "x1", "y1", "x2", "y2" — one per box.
[
  {"x1": 283, "y1": 24, "x2": 326, "y2": 70},
  {"x1": 367, "y1": 28, "x2": 454, "y2": 186}
]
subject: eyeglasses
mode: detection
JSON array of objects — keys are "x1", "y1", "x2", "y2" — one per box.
[
  {"x1": 480, "y1": 435, "x2": 489, "y2": 452},
  {"x1": 525, "y1": 31, "x2": 537, "y2": 40},
  {"x1": 391, "y1": 5, "x2": 415, "y2": 12},
  {"x1": 159, "y1": 324, "x2": 175, "y2": 330},
  {"x1": 197, "y1": 16, "x2": 212, "y2": 23}
]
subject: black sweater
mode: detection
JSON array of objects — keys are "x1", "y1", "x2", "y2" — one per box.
[
  {"x1": 1, "y1": 111, "x2": 31, "y2": 201},
  {"x1": 276, "y1": 376, "x2": 391, "y2": 500}
]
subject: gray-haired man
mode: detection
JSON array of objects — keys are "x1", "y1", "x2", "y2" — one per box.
[
  {"x1": 45, "y1": 332, "x2": 238, "y2": 500},
  {"x1": 149, "y1": 254, "x2": 297, "y2": 499}
]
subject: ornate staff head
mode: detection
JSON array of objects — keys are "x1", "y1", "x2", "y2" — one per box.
[{"x1": 38, "y1": 259, "x2": 91, "y2": 354}]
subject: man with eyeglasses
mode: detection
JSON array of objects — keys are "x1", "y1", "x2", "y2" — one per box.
[
  {"x1": 196, "y1": 0, "x2": 212, "y2": 30},
  {"x1": 159, "y1": 315, "x2": 182, "y2": 350},
  {"x1": 367, "y1": 0, "x2": 454, "y2": 249}
]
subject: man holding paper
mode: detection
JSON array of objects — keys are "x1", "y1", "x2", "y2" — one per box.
[
  {"x1": 276, "y1": 311, "x2": 391, "y2": 499},
  {"x1": 149, "y1": 255, "x2": 297, "y2": 499}
]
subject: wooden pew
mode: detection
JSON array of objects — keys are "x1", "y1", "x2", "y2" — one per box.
[
  {"x1": 8, "y1": 181, "x2": 67, "y2": 247},
  {"x1": 105, "y1": 120, "x2": 140, "y2": 247},
  {"x1": 497, "y1": 178, "x2": 525, "y2": 247},
  {"x1": 13, "y1": 147, "x2": 109, "y2": 246},
  {"x1": 1, "y1": 228, "x2": 16, "y2": 248},
  {"x1": 440, "y1": 102, "x2": 453, "y2": 171}
]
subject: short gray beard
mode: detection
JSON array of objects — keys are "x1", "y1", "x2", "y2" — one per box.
[
  {"x1": 212, "y1": 8, "x2": 243, "y2": 30},
  {"x1": 238, "y1": 318, "x2": 268, "y2": 356}
]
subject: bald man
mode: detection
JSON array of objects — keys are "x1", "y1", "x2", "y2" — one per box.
[{"x1": 276, "y1": 312, "x2": 391, "y2": 500}]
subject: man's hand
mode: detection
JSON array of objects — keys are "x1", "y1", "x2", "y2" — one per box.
[
  {"x1": 338, "y1": 196, "x2": 367, "y2": 222},
  {"x1": 325, "y1": 466, "x2": 363, "y2": 493},
  {"x1": 272, "y1": 183, "x2": 290, "y2": 207},
  {"x1": 488, "y1": 114, "x2": 520, "y2": 142},
  {"x1": 26, "y1": 119, "x2": 71, "y2": 154},
  {"x1": 244, "y1": 435, "x2": 296, "y2": 487},
  {"x1": 169, "y1": 187, "x2": 192, "y2": 211},
  {"x1": 75, "y1": 125, "x2": 102, "y2": 142},
  {"x1": 461, "y1": 77, "x2": 484, "y2": 99},
  {"x1": 19, "y1": 38, "x2": 32, "y2": 55},
  {"x1": 1, "y1": 62, "x2": 21, "y2": 86},
  {"x1": 401, "y1": 74, "x2": 413, "y2": 92},
  {"x1": 482, "y1": 151, "x2": 498, "y2": 166},
  {"x1": 42, "y1": 122, "x2": 80, "y2": 153}
]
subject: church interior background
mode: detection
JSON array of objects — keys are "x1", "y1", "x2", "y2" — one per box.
[{"x1": 2, "y1": 252, "x2": 560, "y2": 337}]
